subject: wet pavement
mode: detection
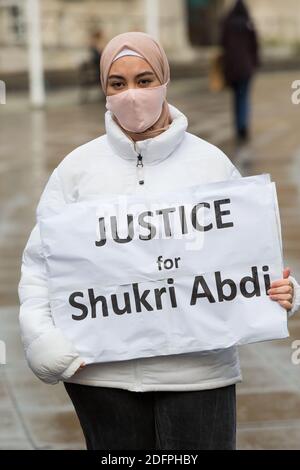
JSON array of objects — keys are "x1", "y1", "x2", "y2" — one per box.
[{"x1": 0, "y1": 71, "x2": 300, "y2": 449}]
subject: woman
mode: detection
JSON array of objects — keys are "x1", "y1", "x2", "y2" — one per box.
[
  {"x1": 18, "y1": 32, "x2": 300, "y2": 450},
  {"x1": 221, "y1": 0, "x2": 260, "y2": 142}
]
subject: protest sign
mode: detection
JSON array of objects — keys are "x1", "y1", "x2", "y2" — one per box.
[{"x1": 38, "y1": 174, "x2": 288, "y2": 364}]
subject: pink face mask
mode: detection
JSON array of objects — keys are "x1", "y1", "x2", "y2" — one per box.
[{"x1": 106, "y1": 83, "x2": 167, "y2": 133}]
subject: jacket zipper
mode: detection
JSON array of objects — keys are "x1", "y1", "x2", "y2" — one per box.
[
  {"x1": 133, "y1": 148, "x2": 144, "y2": 390},
  {"x1": 136, "y1": 154, "x2": 145, "y2": 186}
]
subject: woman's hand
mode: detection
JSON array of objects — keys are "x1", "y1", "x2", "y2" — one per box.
[
  {"x1": 76, "y1": 362, "x2": 85, "y2": 373},
  {"x1": 267, "y1": 267, "x2": 294, "y2": 311}
]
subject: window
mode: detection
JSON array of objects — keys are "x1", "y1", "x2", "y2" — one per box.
[{"x1": 186, "y1": 0, "x2": 224, "y2": 46}]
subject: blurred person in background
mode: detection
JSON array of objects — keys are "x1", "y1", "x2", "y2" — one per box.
[
  {"x1": 79, "y1": 29, "x2": 105, "y2": 101},
  {"x1": 221, "y1": 0, "x2": 260, "y2": 143},
  {"x1": 89, "y1": 30, "x2": 104, "y2": 81},
  {"x1": 18, "y1": 32, "x2": 299, "y2": 451}
]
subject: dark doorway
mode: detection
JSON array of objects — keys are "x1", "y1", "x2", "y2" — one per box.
[{"x1": 186, "y1": 0, "x2": 225, "y2": 46}]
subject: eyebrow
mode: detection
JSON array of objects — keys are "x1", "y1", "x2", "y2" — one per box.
[{"x1": 108, "y1": 71, "x2": 156, "y2": 80}]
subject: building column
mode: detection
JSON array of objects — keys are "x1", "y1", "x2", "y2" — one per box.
[
  {"x1": 159, "y1": 0, "x2": 196, "y2": 61},
  {"x1": 26, "y1": 0, "x2": 45, "y2": 107},
  {"x1": 144, "y1": 0, "x2": 159, "y2": 40}
]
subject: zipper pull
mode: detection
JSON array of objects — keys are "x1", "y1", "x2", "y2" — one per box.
[
  {"x1": 136, "y1": 154, "x2": 143, "y2": 167},
  {"x1": 136, "y1": 154, "x2": 144, "y2": 185}
]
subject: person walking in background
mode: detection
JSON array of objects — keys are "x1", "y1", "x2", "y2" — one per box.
[
  {"x1": 89, "y1": 30, "x2": 104, "y2": 82},
  {"x1": 221, "y1": 0, "x2": 260, "y2": 142},
  {"x1": 79, "y1": 30, "x2": 105, "y2": 102}
]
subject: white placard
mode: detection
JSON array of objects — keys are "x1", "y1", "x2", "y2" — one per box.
[{"x1": 38, "y1": 174, "x2": 289, "y2": 364}]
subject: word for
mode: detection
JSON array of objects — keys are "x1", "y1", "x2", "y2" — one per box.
[{"x1": 157, "y1": 255, "x2": 181, "y2": 270}]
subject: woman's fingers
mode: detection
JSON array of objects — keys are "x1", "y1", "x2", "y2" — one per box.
[
  {"x1": 77, "y1": 362, "x2": 85, "y2": 372},
  {"x1": 267, "y1": 270, "x2": 294, "y2": 311},
  {"x1": 283, "y1": 267, "x2": 291, "y2": 279},
  {"x1": 278, "y1": 300, "x2": 292, "y2": 310},
  {"x1": 268, "y1": 285, "x2": 293, "y2": 295},
  {"x1": 269, "y1": 293, "x2": 293, "y2": 301},
  {"x1": 270, "y1": 279, "x2": 290, "y2": 289}
]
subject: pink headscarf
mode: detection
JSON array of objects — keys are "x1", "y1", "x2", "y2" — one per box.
[{"x1": 100, "y1": 31, "x2": 172, "y2": 141}]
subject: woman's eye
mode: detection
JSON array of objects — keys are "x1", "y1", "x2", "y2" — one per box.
[
  {"x1": 111, "y1": 82, "x2": 124, "y2": 89},
  {"x1": 139, "y1": 79, "x2": 152, "y2": 86}
]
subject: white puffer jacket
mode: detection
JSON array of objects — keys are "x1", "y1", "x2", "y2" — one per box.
[{"x1": 18, "y1": 104, "x2": 300, "y2": 390}]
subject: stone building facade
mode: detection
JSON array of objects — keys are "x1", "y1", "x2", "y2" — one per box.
[{"x1": 0, "y1": 0, "x2": 299, "y2": 74}]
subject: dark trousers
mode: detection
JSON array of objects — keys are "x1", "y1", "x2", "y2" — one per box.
[
  {"x1": 231, "y1": 78, "x2": 251, "y2": 139},
  {"x1": 64, "y1": 382, "x2": 236, "y2": 450}
]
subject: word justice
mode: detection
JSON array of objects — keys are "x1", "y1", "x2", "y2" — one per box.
[{"x1": 95, "y1": 199, "x2": 234, "y2": 247}]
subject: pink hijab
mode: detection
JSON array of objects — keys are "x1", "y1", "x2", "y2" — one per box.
[{"x1": 100, "y1": 32, "x2": 172, "y2": 141}]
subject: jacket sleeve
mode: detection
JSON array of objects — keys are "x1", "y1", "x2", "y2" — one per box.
[
  {"x1": 288, "y1": 276, "x2": 300, "y2": 317},
  {"x1": 18, "y1": 168, "x2": 84, "y2": 384},
  {"x1": 227, "y1": 158, "x2": 300, "y2": 318}
]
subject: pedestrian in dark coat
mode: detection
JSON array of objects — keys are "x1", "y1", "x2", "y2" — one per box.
[{"x1": 221, "y1": 0, "x2": 260, "y2": 142}]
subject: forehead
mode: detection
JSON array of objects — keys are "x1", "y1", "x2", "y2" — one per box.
[{"x1": 108, "y1": 56, "x2": 156, "y2": 77}]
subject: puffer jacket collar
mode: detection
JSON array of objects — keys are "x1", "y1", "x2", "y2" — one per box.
[{"x1": 105, "y1": 103, "x2": 188, "y2": 165}]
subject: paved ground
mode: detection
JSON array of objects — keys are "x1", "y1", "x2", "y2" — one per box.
[{"x1": 1, "y1": 71, "x2": 300, "y2": 449}]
